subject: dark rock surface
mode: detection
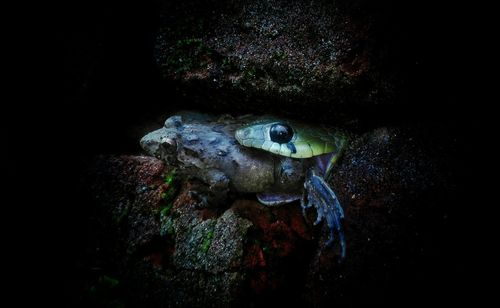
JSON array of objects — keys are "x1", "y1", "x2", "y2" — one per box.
[
  {"x1": 304, "y1": 127, "x2": 457, "y2": 305},
  {"x1": 57, "y1": 0, "x2": 471, "y2": 306},
  {"x1": 78, "y1": 155, "x2": 315, "y2": 306},
  {"x1": 153, "y1": 0, "x2": 415, "y2": 123},
  {"x1": 75, "y1": 124, "x2": 458, "y2": 306}
]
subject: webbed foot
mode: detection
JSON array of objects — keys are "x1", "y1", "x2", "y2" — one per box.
[{"x1": 301, "y1": 169, "x2": 346, "y2": 259}]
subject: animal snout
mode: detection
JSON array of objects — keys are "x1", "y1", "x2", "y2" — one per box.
[{"x1": 235, "y1": 128, "x2": 248, "y2": 143}]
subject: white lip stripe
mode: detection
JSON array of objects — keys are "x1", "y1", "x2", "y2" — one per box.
[
  {"x1": 262, "y1": 140, "x2": 274, "y2": 151},
  {"x1": 243, "y1": 139, "x2": 253, "y2": 147},
  {"x1": 269, "y1": 142, "x2": 281, "y2": 154},
  {"x1": 279, "y1": 143, "x2": 292, "y2": 156},
  {"x1": 252, "y1": 139, "x2": 265, "y2": 148},
  {"x1": 235, "y1": 120, "x2": 341, "y2": 159}
]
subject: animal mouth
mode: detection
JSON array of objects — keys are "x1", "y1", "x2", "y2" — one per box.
[{"x1": 234, "y1": 129, "x2": 246, "y2": 144}]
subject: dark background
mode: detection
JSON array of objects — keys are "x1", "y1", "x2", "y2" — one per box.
[{"x1": 9, "y1": 0, "x2": 478, "y2": 306}]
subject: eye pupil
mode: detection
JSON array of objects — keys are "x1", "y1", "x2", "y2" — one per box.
[{"x1": 270, "y1": 123, "x2": 293, "y2": 143}]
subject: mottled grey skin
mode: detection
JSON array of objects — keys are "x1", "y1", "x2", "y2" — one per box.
[{"x1": 140, "y1": 111, "x2": 311, "y2": 200}]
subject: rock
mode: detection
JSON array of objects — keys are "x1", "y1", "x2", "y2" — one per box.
[
  {"x1": 154, "y1": 0, "x2": 402, "y2": 122},
  {"x1": 83, "y1": 155, "x2": 166, "y2": 259},
  {"x1": 173, "y1": 207, "x2": 253, "y2": 273},
  {"x1": 303, "y1": 127, "x2": 455, "y2": 305},
  {"x1": 81, "y1": 155, "x2": 315, "y2": 307},
  {"x1": 63, "y1": 0, "x2": 464, "y2": 304},
  {"x1": 80, "y1": 125, "x2": 455, "y2": 306}
]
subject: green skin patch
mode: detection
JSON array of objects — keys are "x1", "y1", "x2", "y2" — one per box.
[
  {"x1": 235, "y1": 118, "x2": 347, "y2": 259},
  {"x1": 235, "y1": 120, "x2": 346, "y2": 159},
  {"x1": 140, "y1": 112, "x2": 347, "y2": 259}
]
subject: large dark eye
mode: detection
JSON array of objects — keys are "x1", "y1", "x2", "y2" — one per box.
[{"x1": 270, "y1": 123, "x2": 294, "y2": 144}]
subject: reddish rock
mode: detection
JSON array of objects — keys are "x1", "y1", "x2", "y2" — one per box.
[
  {"x1": 272, "y1": 205, "x2": 312, "y2": 241},
  {"x1": 267, "y1": 220, "x2": 295, "y2": 257},
  {"x1": 244, "y1": 244, "x2": 266, "y2": 269},
  {"x1": 82, "y1": 121, "x2": 456, "y2": 307},
  {"x1": 249, "y1": 271, "x2": 269, "y2": 295},
  {"x1": 231, "y1": 199, "x2": 272, "y2": 231}
]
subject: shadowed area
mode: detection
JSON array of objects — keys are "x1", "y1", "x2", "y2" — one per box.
[{"x1": 44, "y1": 0, "x2": 474, "y2": 306}]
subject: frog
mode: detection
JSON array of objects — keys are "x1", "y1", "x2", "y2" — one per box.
[{"x1": 140, "y1": 111, "x2": 348, "y2": 258}]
